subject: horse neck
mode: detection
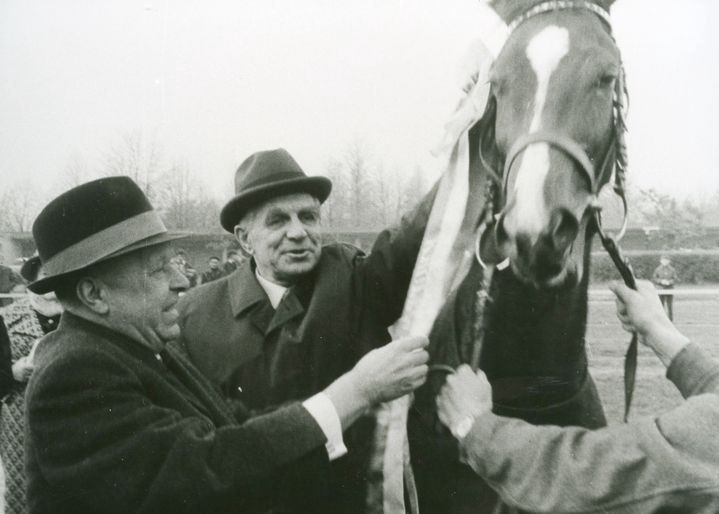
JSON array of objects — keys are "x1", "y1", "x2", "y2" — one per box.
[{"x1": 480, "y1": 229, "x2": 593, "y2": 383}]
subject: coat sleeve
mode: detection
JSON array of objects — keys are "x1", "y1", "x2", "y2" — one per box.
[
  {"x1": 458, "y1": 344, "x2": 719, "y2": 513},
  {"x1": 353, "y1": 184, "x2": 437, "y2": 328},
  {"x1": 26, "y1": 347, "x2": 330, "y2": 514}
]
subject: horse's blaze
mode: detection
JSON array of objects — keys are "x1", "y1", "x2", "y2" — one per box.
[
  {"x1": 501, "y1": 23, "x2": 594, "y2": 286},
  {"x1": 508, "y1": 25, "x2": 569, "y2": 244}
]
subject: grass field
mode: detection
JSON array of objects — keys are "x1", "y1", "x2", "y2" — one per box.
[{"x1": 587, "y1": 290, "x2": 719, "y2": 423}]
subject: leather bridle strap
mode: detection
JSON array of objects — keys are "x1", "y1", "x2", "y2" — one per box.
[
  {"x1": 502, "y1": 130, "x2": 598, "y2": 200},
  {"x1": 594, "y1": 212, "x2": 638, "y2": 422}
]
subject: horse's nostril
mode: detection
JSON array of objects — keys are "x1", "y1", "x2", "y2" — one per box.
[
  {"x1": 495, "y1": 214, "x2": 509, "y2": 245},
  {"x1": 515, "y1": 232, "x2": 532, "y2": 257},
  {"x1": 549, "y1": 209, "x2": 579, "y2": 252}
]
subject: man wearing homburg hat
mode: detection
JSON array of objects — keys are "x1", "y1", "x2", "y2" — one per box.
[
  {"x1": 177, "y1": 148, "x2": 435, "y2": 512},
  {"x1": 23, "y1": 176, "x2": 429, "y2": 514}
]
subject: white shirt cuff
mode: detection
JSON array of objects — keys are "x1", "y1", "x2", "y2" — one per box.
[{"x1": 302, "y1": 392, "x2": 348, "y2": 461}]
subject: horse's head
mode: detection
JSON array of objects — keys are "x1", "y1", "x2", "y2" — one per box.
[{"x1": 479, "y1": 0, "x2": 624, "y2": 288}]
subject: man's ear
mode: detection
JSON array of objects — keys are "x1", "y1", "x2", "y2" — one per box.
[
  {"x1": 234, "y1": 225, "x2": 254, "y2": 256},
  {"x1": 75, "y1": 276, "x2": 109, "y2": 315}
]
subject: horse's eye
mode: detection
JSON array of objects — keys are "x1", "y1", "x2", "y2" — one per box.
[
  {"x1": 594, "y1": 74, "x2": 616, "y2": 90},
  {"x1": 490, "y1": 78, "x2": 506, "y2": 97}
]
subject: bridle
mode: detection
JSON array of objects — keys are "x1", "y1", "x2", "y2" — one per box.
[
  {"x1": 477, "y1": 1, "x2": 629, "y2": 248},
  {"x1": 474, "y1": 0, "x2": 640, "y2": 422}
]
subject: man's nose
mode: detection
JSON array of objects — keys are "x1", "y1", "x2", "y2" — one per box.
[
  {"x1": 170, "y1": 265, "x2": 190, "y2": 292},
  {"x1": 286, "y1": 217, "x2": 308, "y2": 239}
]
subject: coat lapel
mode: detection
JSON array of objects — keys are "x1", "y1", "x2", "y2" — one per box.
[
  {"x1": 163, "y1": 342, "x2": 238, "y2": 424},
  {"x1": 266, "y1": 289, "x2": 304, "y2": 335},
  {"x1": 60, "y1": 314, "x2": 219, "y2": 421},
  {"x1": 228, "y1": 262, "x2": 274, "y2": 335},
  {"x1": 229, "y1": 261, "x2": 306, "y2": 337}
]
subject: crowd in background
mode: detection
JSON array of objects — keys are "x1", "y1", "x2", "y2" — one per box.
[{"x1": 170, "y1": 249, "x2": 246, "y2": 289}]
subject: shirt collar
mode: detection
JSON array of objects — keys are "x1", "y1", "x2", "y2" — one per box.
[{"x1": 254, "y1": 268, "x2": 288, "y2": 309}]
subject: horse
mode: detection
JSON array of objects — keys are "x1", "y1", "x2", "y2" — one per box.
[{"x1": 407, "y1": 1, "x2": 628, "y2": 511}]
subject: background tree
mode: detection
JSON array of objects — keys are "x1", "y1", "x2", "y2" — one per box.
[
  {"x1": 321, "y1": 141, "x2": 430, "y2": 232},
  {"x1": 103, "y1": 131, "x2": 162, "y2": 201},
  {"x1": 635, "y1": 187, "x2": 707, "y2": 249},
  {"x1": 0, "y1": 181, "x2": 40, "y2": 232},
  {"x1": 157, "y1": 163, "x2": 221, "y2": 232}
]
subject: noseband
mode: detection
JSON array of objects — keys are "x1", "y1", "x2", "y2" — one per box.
[{"x1": 503, "y1": 131, "x2": 599, "y2": 198}]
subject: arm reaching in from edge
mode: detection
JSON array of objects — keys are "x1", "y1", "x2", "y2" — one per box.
[
  {"x1": 432, "y1": 281, "x2": 719, "y2": 513},
  {"x1": 609, "y1": 280, "x2": 689, "y2": 367}
]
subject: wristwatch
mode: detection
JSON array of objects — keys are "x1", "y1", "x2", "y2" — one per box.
[{"x1": 452, "y1": 415, "x2": 476, "y2": 440}]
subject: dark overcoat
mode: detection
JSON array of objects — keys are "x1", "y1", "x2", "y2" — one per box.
[
  {"x1": 177, "y1": 192, "x2": 433, "y2": 512},
  {"x1": 25, "y1": 313, "x2": 330, "y2": 514}
]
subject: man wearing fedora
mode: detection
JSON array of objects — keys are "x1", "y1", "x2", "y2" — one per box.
[
  {"x1": 23, "y1": 176, "x2": 429, "y2": 514},
  {"x1": 177, "y1": 148, "x2": 434, "y2": 512}
]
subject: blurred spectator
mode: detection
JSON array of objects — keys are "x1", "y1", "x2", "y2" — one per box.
[
  {"x1": 201, "y1": 256, "x2": 225, "y2": 284},
  {"x1": 652, "y1": 255, "x2": 678, "y2": 320},
  {"x1": 173, "y1": 250, "x2": 199, "y2": 288},
  {"x1": 0, "y1": 258, "x2": 22, "y2": 308},
  {"x1": 0, "y1": 256, "x2": 63, "y2": 514},
  {"x1": 223, "y1": 250, "x2": 245, "y2": 275}
]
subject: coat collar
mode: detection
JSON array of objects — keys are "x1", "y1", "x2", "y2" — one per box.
[
  {"x1": 228, "y1": 261, "x2": 267, "y2": 317},
  {"x1": 59, "y1": 311, "x2": 160, "y2": 364},
  {"x1": 57, "y1": 312, "x2": 232, "y2": 423},
  {"x1": 227, "y1": 260, "x2": 310, "y2": 335}
]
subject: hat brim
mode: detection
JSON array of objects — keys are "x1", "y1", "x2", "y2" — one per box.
[
  {"x1": 220, "y1": 176, "x2": 332, "y2": 233},
  {"x1": 20, "y1": 255, "x2": 42, "y2": 283},
  {"x1": 28, "y1": 232, "x2": 188, "y2": 294}
]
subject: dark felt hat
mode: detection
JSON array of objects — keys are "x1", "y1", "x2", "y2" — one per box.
[
  {"x1": 20, "y1": 254, "x2": 42, "y2": 283},
  {"x1": 28, "y1": 176, "x2": 185, "y2": 294},
  {"x1": 219, "y1": 148, "x2": 332, "y2": 233}
]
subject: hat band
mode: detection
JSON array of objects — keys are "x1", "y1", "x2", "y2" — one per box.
[
  {"x1": 239, "y1": 170, "x2": 306, "y2": 192},
  {"x1": 43, "y1": 210, "x2": 168, "y2": 276}
]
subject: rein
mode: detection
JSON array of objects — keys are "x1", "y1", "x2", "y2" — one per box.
[{"x1": 475, "y1": 0, "x2": 639, "y2": 421}]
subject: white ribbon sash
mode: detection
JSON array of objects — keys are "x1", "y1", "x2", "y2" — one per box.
[{"x1": 370, "y1": 4, "x2": 510, "y2": 512}]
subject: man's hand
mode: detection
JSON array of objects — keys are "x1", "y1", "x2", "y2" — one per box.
[
  {"x1": 12, "y1": 355, "x2": 34, "y2": 382},
  {"x1": 351, "y1": 335, "x2": 430, "y2": 405},
  {"x1": 324, "y1": 335, "x2": 429, "y2": 430},
  {"x1": 609, "y1": 280, "x2": 689, "y2": 367},
  {"x1": 436, "y1": 365, "x2": 492, "y2": 440}
]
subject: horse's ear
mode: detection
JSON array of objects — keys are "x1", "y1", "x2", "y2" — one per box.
[
  {"x1": 484, "y1": 0, "x2": 528, "y2": 23},
  {"x1": 594, "y1": 0, "x2": 616, "y2": 10}
]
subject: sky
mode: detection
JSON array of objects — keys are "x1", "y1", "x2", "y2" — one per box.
[{"x1": 1, "y1": 0, "x2": 718, "y2": 206}]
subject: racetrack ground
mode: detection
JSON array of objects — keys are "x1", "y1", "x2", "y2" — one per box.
[{"x1": 587, "y1": 291, "x2": 719, "y2": 423}]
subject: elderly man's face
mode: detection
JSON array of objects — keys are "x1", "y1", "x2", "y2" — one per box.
[
  {"x1": 237, "y1": 193, "x2": 322, "y2": 285},
  {"x1": 101, "y1": 244, "x2": 189, "y2": 352}
]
